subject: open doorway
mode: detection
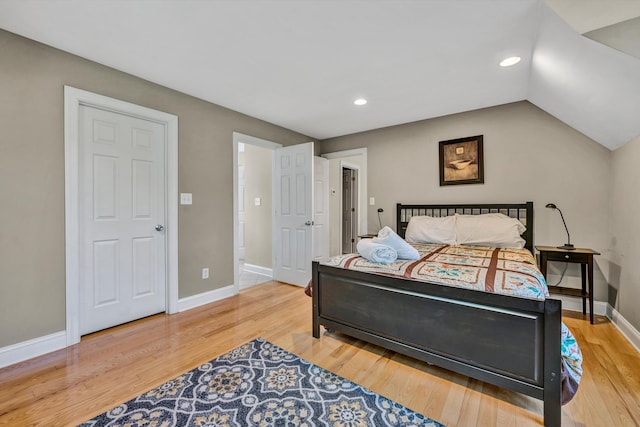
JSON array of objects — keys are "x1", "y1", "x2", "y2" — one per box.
[
  {"x1": 234, "y1": 134, "x2": 279, "y2": 290},
  {"x1": 322, "y1": 148, "x2": 368, "y2": 257},
  {"x1": 234, "y1": 134, "x2": 329, "y2": 289}
]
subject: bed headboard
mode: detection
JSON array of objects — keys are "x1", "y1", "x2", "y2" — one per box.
[{"x1": 396, "y1": 202, "x2": 534, "y2": 253}]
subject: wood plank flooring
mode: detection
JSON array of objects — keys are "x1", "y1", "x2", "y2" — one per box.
[{"x1": 0, "y1": 281, "x2": 638, "y2": 426}]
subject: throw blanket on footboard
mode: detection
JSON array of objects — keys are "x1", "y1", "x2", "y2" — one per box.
[{"x1": 309, "y1": 243, "x2": 583, "y2": 404}]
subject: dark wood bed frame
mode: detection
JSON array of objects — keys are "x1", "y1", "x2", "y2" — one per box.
[{"x1": 312, "y1": 202, "x2": 562, "y2": 426}]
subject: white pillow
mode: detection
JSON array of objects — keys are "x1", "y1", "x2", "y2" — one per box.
[
  {"x1": 454, "y1": 213, "x2": 526, "y2": 249},
  {"x1": 405, "y1": 215, "x2": 457, "y2": 245}
]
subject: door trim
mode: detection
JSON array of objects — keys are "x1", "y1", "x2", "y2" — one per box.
[
  {"x1": 232, "y1": 132, "x2": 281, "y2": 293},
  {"x1": 64, "y1": 86, "x2": 179, "y2": 346}
]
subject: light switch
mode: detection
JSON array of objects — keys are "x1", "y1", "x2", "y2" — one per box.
[
  {"x1": 180, "y1": 193, "x2": 193, "y2": 205},
  {"x1": 254, "y1": 197, "x2": 261, "y2": 206},
  {"x1": 369, "y1": 197, "x2": 375, "y2": 206}
]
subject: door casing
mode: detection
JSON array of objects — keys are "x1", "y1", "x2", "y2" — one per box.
[{"x1": 64, "y1": 86, "x2": 179, "y2": 346}]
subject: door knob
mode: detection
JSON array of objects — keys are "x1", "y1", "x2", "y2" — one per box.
[
  {"x1": 155, "y1": 224, "x2": 165, "y2": 231},
  {"x1": 305, "y1": 220, "x2": 314, "y2": 226}
]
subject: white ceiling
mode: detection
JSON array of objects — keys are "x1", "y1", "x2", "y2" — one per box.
[{"x1": 0, "y1": 0, "x2": 639, "y2": 149}]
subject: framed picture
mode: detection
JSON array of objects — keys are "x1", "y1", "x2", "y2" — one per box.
[{"x1": 439, "y1": 135, "x2": 484, "y2": 186}]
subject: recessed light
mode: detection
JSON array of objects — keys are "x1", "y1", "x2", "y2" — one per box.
[
  {"x1": 499, "y1": 56, "x2": 521, "y2": 67},
  {"x1": 354, "y1": 98, "x2": 367, "y2": 106}
]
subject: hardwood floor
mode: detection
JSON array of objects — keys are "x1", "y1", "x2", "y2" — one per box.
[{"x1": 1, "y1": 281, "x2": 639, "y2": 426}]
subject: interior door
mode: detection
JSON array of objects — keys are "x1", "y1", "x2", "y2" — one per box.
[
  {"x1": 79, "y1": 105, "x2": 166, "y2": 335},
  {"x1": 273, "y1": 142, "x2": 313, "y2": 286},
  {"x1": 238, "y1": 162, "x2": 246, "y2": 260},
  {"x1": 342, "y1": 168, "x2": 357, "y2": 253},
  {"x1": 350, "y1": 169, "x2": 358, "y2": 242},
  {"x1": 313, "y1": 156, "x2": 329, "y2": 261}
]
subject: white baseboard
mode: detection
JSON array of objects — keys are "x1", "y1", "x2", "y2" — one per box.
[
  {"x1": 607, "y1": 305, "x2": 640, "y2": 353},
  {"x1": 177, "y1": 284, "x2": 237, "y2": 312},
  {"x1": 558, "y1": 296, "x2": 640, "y2": 353},
  {"x1": 0, "y1": 331, "x2": 67, "y2": 369},
  {"x1": 0, "y1": 286, "x2": 239, "y2": 369},
  {"x1": 243, "y1": 263, "x2": 273, "y2": 277},
  {"x1": 553, "y1": 295, "x2": 608, "y2": 316}
]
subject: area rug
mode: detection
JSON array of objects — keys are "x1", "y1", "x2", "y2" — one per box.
[{"x1": 79, "y1": 337, "x2": 445, "y2": 426}]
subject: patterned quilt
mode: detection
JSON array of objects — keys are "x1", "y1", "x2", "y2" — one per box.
[
  {"x1": 325, "y1": 243, "x2": 548, "y2": 299},
  {"x1": 320, "y1": 243, "x2": 583, "y2": 404}
]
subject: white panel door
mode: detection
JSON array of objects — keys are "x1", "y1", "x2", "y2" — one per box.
[
  {"x1": 273, "y1": 142, "x2": 313, "y2": 287},
  {"x1": 313, "y1": 156, "x2": 330, "y2": 261},
  {"x1": 238, "y1": 163, "x2": 246, "y2": 260},
  {"x1": 79, "y1": 105, "x2": 166, "y2": 335}
]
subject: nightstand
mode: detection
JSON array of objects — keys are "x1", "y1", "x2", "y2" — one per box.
[{"x1": 536, "y1": 245, "x2": 600, "y2": 324}]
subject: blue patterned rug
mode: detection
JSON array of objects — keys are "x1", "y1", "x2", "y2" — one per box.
[{"x1": 79, "y1": 338, "x2": 444, "y2": 426}]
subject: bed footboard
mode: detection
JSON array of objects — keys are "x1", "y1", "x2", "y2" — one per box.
[{"x1": 312, "y1": 261, "x2": 561, "y2": 427}]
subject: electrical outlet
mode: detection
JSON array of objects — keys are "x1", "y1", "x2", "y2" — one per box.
[{"x1": 202, "y1": 268, "x2": 209, "y2": 279}]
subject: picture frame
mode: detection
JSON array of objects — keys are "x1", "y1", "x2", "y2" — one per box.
[{"x1": 439, "y1": 135, "x2": 484, "y2": 186}]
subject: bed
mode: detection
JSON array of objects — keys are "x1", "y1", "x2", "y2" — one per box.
[{"x1": 311, "y1": 202, "x2": 576, "y2": 427}]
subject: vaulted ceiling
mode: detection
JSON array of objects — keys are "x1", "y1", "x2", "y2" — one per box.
[{"x1": 0, "y1": 0, "x2": 638, "y2": 149}]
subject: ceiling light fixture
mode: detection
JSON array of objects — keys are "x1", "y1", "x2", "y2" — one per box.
[
  {"x1": 354, "y1": 98, "x2": 367, "y2": 106},
  {"x1": 499, "y1": 56, "x2": 521, "y2": 67}
]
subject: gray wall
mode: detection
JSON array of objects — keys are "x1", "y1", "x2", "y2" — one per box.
[
  {"x1": 243, "y1": 144, "x2": 273, "y2": 268},
  {"x1": 0, "y1": 29, "x2": 311, "y2": 347},
  {"x1": 320, "y1": 101, "x2": 613, "y2": 303},
  {"x1": 610, "y1": 135, "x2": 640, "y2": 331},
  {"x1": 3, "y1": 26, "x2": 637, "y2": 348}
]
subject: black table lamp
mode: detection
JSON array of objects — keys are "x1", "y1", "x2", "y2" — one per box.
[
  {"x1": 377, "y1": 208, "x2": 384, "y2": 230},
  {"x1": 545, "y1": 203, "x2": 575, "y2": 250}
]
